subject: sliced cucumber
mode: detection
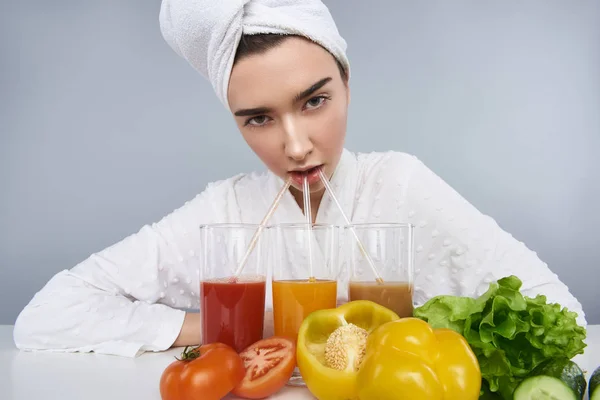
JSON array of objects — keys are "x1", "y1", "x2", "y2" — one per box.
[
  {"x1": 590, "y1": 365, "x2": 600, "y2": 400},
  {"x1": 529, "y1": 358, "x2": 586, "y2": 400},
  {"x1": 514, "y1": 376, "x2": 577, "y2": 400}
]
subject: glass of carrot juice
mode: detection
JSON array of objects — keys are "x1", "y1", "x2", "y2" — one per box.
[
  {"x1": 344, "y1": 223, "x2": 415, "y2": 318},
  {"x1": 268, "y1": 223, "x2": 339, "y2": 386},
  {"x1": 199, "y1": 223, "x2": 267, "y2": 353}
]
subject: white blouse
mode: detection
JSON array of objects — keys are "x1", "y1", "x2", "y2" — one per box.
[{"x1": 13, "y1": 149, "x2": 586, "y2": 357}]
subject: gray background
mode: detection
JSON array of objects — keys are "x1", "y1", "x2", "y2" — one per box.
[{"x1": 1, "y1": 0, "x2": 599, "y2": 325}]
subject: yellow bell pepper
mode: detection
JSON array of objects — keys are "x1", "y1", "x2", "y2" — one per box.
[
  {"x1": 296, "y1": 300, "x2": 400, "y2": 400},
  {"x1": 358, "y1": 317, "x2": 481, "y2": 399},
  {"x1": 297, "y1": 301, "x2": 481, "y2": 400}
]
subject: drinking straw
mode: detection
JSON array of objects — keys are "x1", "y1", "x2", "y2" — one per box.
[
  {"x1": 232, "y1": 178, "x2": 292, "y2": 280},
  {"x1": 303, "y1": 175, "x2": 316, "y2": 282},
  {"x1": 318, "y1": 169, "x2": 384, "y2": 284}
]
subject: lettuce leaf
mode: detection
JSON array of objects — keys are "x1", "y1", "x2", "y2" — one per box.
[{"x1": 413, "y1": 275, "x2": 586, "y2": 399}]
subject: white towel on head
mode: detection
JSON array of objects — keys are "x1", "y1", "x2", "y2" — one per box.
[{"x1": 159, "y1": 0, "x2": 349, "y2": 110}]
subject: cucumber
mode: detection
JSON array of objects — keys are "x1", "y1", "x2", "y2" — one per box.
[
  {"x1": 529, "y1": 358, "x2": 586, "y2": 400},
  {"x1": 514, "y1": 376, "x2": 577, "y2": 400},
  {"x1": 590, "y1": 365, "x2": 600, "y2": 400}
]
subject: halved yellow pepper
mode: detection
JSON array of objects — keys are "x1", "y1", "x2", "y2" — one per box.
[
  {"x1": 297, "y1": 301, "x2": 481, "y2": 400},
  {"x1": 296, "y1": 300, "x2": 400, "y2": 400}
]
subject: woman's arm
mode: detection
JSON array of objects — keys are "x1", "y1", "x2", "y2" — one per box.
[
  {"x1": 13, "y1": 180, "x2": 236, "y2": 356},
  {"x1": 399, "y1": 154, "x2": 587, "y2": 327}
]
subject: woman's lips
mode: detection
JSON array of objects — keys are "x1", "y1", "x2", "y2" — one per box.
[{"x1": 289, "y1": 165, "x2": 323, "y2": 186}]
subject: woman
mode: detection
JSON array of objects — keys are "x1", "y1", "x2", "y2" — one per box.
[{"x1": 13, "y1": 0, "x2": 586, "y2": 357}]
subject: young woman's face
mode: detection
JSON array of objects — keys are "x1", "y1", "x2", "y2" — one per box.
[{"x1": 227, "y1": 37, "x2": 350, "y2": 195}]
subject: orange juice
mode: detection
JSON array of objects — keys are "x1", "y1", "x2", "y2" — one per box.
[{"x1": 272, "y1": 279, "x2": 337, "y2": 341}]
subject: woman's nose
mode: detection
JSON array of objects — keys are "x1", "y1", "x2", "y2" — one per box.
[{"x1": 282, "y1": 116, "x2": 313, "y2": 161}]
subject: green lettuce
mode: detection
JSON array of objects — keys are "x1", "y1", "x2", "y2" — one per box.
[{"x1": 413, "y1": 275, "x2": 586, "y2": 399}]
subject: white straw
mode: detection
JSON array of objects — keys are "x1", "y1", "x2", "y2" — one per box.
[
  {"x1": 302, "y1": 175, "x2": 315, "y2": 281},
  {"x1": 318, "y1": 169, "x2": 384, "y2": 284},
  {"x1": 233, "y1": 178, "x2": 292, "y2": 279}
]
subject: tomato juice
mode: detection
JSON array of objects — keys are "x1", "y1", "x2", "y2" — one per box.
[{"x1": 200, "y1": 278, "x2": 266, "y2": 352}]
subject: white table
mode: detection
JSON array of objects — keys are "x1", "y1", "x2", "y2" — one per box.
[{"x1": 1, "y1": 325, "x2": 599, "y2": 400}]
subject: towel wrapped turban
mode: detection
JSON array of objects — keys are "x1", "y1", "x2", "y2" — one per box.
[{"x1": 159, "y1": 0, "x2": 349, "y2": 110}]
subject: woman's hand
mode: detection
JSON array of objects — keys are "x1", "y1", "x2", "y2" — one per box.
[
  {"x1": 173, "y1": 309, "x2": 277, "y2": 348},
  {"x1": 263, "y1": 309, "x2": 274, "y2": 338},
  {"x1": 172, "y1": 313, "x2": 201, "y2": 347}
]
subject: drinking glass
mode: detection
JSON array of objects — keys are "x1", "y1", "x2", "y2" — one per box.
[
  {"x1": 199, "y1": 223, "x2": 267, "y2": 353},
  {"x1": 343, "y1": 223, "x2": 414, "y2": 318},
  {"x1": 267, "y1": 223, "x2": 339, "y2": 386}
]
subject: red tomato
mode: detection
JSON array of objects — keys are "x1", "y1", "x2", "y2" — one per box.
[
  {"x1": 160, "y1": 343, "x2": 245, "y2": 400},
  {"x1": 232, "y1": 337, "x2": 296, "y2": 399}
]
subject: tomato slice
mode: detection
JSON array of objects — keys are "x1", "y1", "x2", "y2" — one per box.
[{"x1": 231, "y1": 337, "x2": 296, "y2": 399}]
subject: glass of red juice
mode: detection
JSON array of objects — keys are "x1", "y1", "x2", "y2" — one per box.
[{"x1": 199, "y1": 223, "x2": 267, "y2": 352}]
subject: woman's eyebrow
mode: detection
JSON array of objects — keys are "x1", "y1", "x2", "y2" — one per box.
[
  {"x1": 293, "y1": 77, "x2": 332, "y2": 103},
  {"x1": 233, "y1": 77, "x2": 332, "y2": 117},
  {"x1": 234, "y1": 106, "x2": 272, "y2": 117}
]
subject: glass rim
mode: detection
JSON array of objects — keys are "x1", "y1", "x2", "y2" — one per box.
[
  {"x1": 344, "y1": 222, "x2": 414, "y2": 229},
  {"x1": 265, "y1": 223, "x2": 341, "y2": 229},
  {"x1": 198, "y1": 222, "x2": 415, "y2": 230},
  {"x1": 198, "y1": 223, "x2": 261, "y2": 230}
]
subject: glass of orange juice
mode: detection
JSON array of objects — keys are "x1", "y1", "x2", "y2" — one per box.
[
  {"x1": 344, "y1": 223, "x2": 415, "y2": 318},
  {"x1": 267, "y1": 223, "x2": 339, "y2": 386}
]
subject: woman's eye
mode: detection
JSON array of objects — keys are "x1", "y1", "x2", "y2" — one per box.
[
  {"x1": 246, "y1": 115, "x2": 270, "y2": 126},
  {"x1": 305, "y1": 96, "x2": 328, "y2": 110}
]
